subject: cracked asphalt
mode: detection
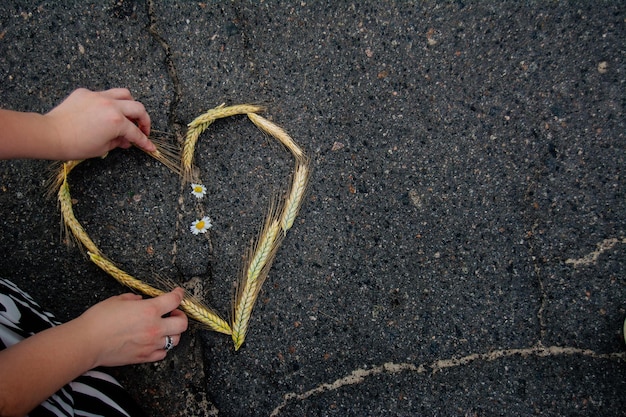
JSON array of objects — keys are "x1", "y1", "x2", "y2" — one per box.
[{"x1": 1, "y1": 1, "x2": 625, "y2": 416}]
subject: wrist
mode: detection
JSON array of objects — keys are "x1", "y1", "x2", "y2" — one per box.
[
  {"x1": 0, "y1": 110, "x2": 58, "y2": 159},
  {"x1": 67, "y1": 314, "x2": 104, "y2": 369},
  {"x1": 40, "y1": 112, "x2": 68, "y2": 160}
]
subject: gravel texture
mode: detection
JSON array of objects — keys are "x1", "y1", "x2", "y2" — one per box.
[{"x1": 0, "y1": 1, "x2": 624, "y2": 416}]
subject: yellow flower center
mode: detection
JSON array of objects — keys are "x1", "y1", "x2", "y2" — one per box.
[
  {"x1": 196, "y1": 220, "x2": 205, "y2": 229},
  {"x1": 194, "y1": 186, "x2": 203, "y2": 193}
]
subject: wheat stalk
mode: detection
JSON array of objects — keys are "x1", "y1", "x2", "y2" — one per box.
[
  {"x1": 230, "y1": 160, "x2": 309, "y2": 348},
  {"x1": 231, "y1": 211, "x2": 283, "y2": 350},
  {"x1": 89, "y1": 252, "x2": 232, "y2": 335},
  {"x1": 246, "y1": 210, "x2": 283, "y2": 285},
  {"x1": 227, "y1": 112, "x2": 310, "y2": 350},
  {"x1": 182, "y1": 104, "x2": 265, "y2": 183},
  {"x1": 188, "y1": 104, "x2": 265, "y2": 129},
  {"x1": 181, "y1": 120, "x2": 208, "y2": 184},
  {"x1": 58, "y1": 163, "x2": 101, "y2": 255},
  {"x1": 180, "y1": 296, "x2": 232, "y2": 335},
  {"x1": 89, "y1": 252, "x2": 164, "y2": 297},
  {"x1": 47, "y1": 159, "x2": 83, "y2": 198},
  {"x1": 247, "y1": 113, "x2": 305, "y2": 162},
  {"x1": 280, "y1": 162, "x2": 310, "y2": 234},
  {"x1": 58, "y1": 160, "x2": 231, "y2": 334}
]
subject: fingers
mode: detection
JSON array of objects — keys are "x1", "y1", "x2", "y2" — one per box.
[
  {"x1": 116, "y1": 100, "x2": 151, "y2": 137},
  {"x1": 100, "y1": 88, "x2": 155, "y2": 152},
  {"x1": 164, "y1": 308, "x2": 188, "y2": 335},
  {"x1": 100, "y1": 88, "x2": 150, "y2": 132},
  {"x1": 152, "y1": 287, "x2": 184, "y2": 314},
  {"x1": 99, "y1": 88, "x2": 134, "y2": 100},
  {"x1": 114, "y1": 100, "x2": 154, "y2": 153},
  {"x1": 150, "y1": 288, "x2": 188, "y2": 335},
  {"x1": 154, "y1": 292, "x2": 187, "y2": 357},
  {"x1": 118, "y1": 120, "x2": 156, "y2": 153}
]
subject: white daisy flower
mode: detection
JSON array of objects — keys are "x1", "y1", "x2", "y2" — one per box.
[
  {"x1": 190, "y1": 216, "x2": 212, "y2": 235},
  {"x1": 190, "y1": 183, "x2": 207, "y2": 199}
]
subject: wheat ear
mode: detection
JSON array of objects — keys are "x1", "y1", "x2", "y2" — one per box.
[
  {"x1": 188, "y1": 104, "x2": 265, "y2": 129},
  {"x1": 58, "y1": 164, "x2": 101, "y2": 255},
  {"x1": 231, "y1": 209, "x2": 283, "y2": 350},
  {"x1": 89, "y1": 252, "x2": 232, "y2": 335},
  {"x1": 247, "y1": 113, "x2": 305, "y2": 162},
  {"x1": 89, "y1": 252, "x2": 164, "y2": 297},
  {"x1": 280, "y1": 161, "x2": 310, "y2": 234},
  {"x1": 180, "y1": 296, "x2": 232, "y2": 335},
  {"x1": 181, "y1": 120, "x2": 208, "y2": 184},
  {"x1": 182, "y1": 104, "x2": 266, "y2": 183},
  {"x1": 47, "y1": 160, "x2": 83, "y2": 198}
]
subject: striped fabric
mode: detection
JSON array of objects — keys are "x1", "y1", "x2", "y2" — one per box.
[{"x1": 0, "y1": 278, "x2": 147, "y2": 417}]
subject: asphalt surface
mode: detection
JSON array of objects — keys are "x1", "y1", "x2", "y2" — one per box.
[{"x1": 1, "y1": 1, "x2": 625, "y2": 416}]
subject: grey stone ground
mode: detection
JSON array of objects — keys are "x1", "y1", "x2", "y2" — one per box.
[{"x1": 1, "y1": 1, "x2": 625, "y2": 416}]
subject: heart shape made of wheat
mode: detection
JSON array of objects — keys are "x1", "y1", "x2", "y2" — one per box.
[{"x1": 52, "y1": 104, "x2": 310, "y2": 350}]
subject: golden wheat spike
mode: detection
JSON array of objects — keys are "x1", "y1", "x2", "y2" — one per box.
[
  {"x1": 47, "y1": 159, "x2": 83, "y2": 198},
  {"x1": 280, "y1": 162, "x2": 310, "y2": 234},
  {"x1": 231, "y1": 277, "x2": 257, "y2": 350},
  {"x1": 247, "y1": 112, "x2": 305, "y2": 162},
  {"x1": 246, "y1": 200, "x2": 283, "y2": 285},
  {"x1": 58, "y1": 166, "x2": 101, "y2": 255},
  {"x1": 89, "y1": 251, "x2": 164, "y2": 297},
  {"x1": 180, "y1": 297, "x2": 232, "y2": 335},
  {"x1": 181, "y1": 123, "x2": 205, "y2": 184},
  {"x1": 89, "y1": 252, "x2": 232, "y2": 335},
  {"x1": 231, "y1": 211, "x2": 283, "y2": 350},
  {"x1": 181, "y1": 104, "x2": 266, "y2": 183},
  {"x1": 188, "y1": 104, "x2": 265, "y2": 129}
]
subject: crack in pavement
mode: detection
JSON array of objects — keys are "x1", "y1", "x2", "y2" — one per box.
[
  {"x1": 145, "y1": 0, "x2": 186, "y2": 265},
  {"x1": 145, "y1": 0, "x2": 206, "y2": 268},
  {"x1": 270, "y1": 344, "x2": 626, "y2": 416},
  {"x1": 565, "y1": 237, "x2": 626, "y2": 268},
  {"x1": 270, "y1": 231, "x2": 626, "y2": 415},
  {"x1": 146, "y1": 0, "x2": 184, "y2": 139},
  {"x1": 142, "y1": 2, "x2": 217, "y2": 416},
  {"x1": 138, "y1": 4, "x2": 625, "y2": 416}
]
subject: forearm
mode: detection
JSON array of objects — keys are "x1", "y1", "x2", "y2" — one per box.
[
  {"x1": 0, "y1": 109, "x2": 62, "y2": 160},
  {"x1": 1, "y1": 88, "x2": 155, "y2": 162},
  {"x1": 0, "y1": 319, "x2": 98, "y2": 417}
]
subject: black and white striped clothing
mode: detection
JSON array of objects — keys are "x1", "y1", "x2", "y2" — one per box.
[{"x1": 0, "y1": 278, "x2": 147, "y2": 417}]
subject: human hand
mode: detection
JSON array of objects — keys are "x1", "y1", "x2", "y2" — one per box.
[
  {"x1": 78, "y1": 287, "x2": 188, "y2": 367},
  {"x1": 44, "y1": 88, "x2": 156, "y2": 160}
]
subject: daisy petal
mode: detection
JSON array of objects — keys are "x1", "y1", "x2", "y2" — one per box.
[
  {"x1": 190, "y1": 216, "x2": 212, "y2": 235},
  {"x1": 190, "y1": 183, "x2": 207, "y2": 199}
]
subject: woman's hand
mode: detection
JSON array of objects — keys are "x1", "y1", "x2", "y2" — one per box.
[
  {"x1": 0, "y1": 288, "x2": 188, "y2": 415},
  {"x1": 44, "y1": 88, "x2": 155, "y2": 160},
  {"x1": 0, "y1": 87, "x2": 155, "y2": 161},
  {"x1": 78, "y1": 288, "x2": 189, "y2": 367}
]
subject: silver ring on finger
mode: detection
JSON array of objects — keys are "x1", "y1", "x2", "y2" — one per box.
[{"x1": 163, "y1": 335, "x2": 174, "y2": 351}]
